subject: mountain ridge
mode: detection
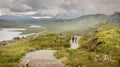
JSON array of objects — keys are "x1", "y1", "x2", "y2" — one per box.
[
  {"x1": 0, "y1": 19, "x2": 27, "y2": 28},
  {"x1": 0, "y1": 12, "x2": 120, "y2": 24}
]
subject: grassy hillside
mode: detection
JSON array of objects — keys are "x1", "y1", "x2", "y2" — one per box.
[
  {"x1": 31, "y1": 13, "x2": 120, "y2": 35},
  {"x1": 0, "y1": 13, "x2": 120, "y2": 67},
  {"x1": 0, "y1": 34, "x2": 71, "y2": 67},
  {"x1": 0, "y1": 23, "x2": 119, "y2": 67},
  {"x1": 36, "y1": 14, "x2": 108, "y2": 35},
  {"x1": 0, "y1": 13, "x2": 120, "y2": 35},
  {"x1": 55, "y1": 24, "x2": 120, "y2": 67},
  {"x1": 1, "y1": 13, "x2": 120, "y2": 35}
]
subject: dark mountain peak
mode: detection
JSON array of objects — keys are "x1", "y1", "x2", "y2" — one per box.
[
  {"x1": 110, "y1": 12, "x2": 120, "y2": 17},
  {"x1": 113, "y1": 12, "x2": 120, "y2": 15},
  {"x1": 108, "y1": 12, "x2": 120, "y2": 24}
]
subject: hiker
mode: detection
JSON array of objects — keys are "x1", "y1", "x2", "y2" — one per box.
[
  {"x1": 74, "y1": 36, "x2": 77, "y2": 43},
  {"x1": 72, "y1": 35, "x2": 78, "y2": 43},
  {"x1": 73, "y1": 35, "x2": 77, "y2": 43},
  {"x1": 72, "y1": 36, "x2": 75, "y2": 43}
]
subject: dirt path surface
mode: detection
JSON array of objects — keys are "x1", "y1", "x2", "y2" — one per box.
[{"x1": 20, "y1": 50, "x2": 66, "y2": 67}]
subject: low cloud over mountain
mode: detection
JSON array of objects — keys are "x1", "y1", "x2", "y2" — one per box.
[{"x1": 0, "y1": 0, "x2": 120, "y2": 19}]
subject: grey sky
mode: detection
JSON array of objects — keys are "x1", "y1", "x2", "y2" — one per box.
[{"x1": 0, "y1": 0, "x2": 120, "y2": 18}]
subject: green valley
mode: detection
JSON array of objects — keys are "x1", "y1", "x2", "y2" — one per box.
[{"x1": 0, "y1": 13, "x2": 120, "y2": 67}]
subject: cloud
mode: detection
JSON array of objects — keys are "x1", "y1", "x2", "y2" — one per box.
[
  {"x1": 32, "y1": 16, "x2": 52, "y2": 19},
  {"x1": 0, "y1": 0, "x2": 120, "y2": 18}
]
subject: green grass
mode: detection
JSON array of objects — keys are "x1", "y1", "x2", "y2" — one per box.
[
  {"x1": 55, "y1": 24, "x2": 120, "y2": 67},
  {"x1": 0, "y1": 23, "x2": 120, "y2": 67},
  {"x1": 55, "y1": 49, "x2": 119, "y2": 67},
  {"x1": 0, "y1": 34, "x2": 71, "y2": 67}
]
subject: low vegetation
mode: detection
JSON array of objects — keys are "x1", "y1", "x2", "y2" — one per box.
[
  {"x1": 0, "y1": 34, "x2": 71, "y2": 67},
  {"x1": 55, "y1": 24, "x2": 120, "y2": 67},
  {"x1": 0, "y1": 23, "x2": 119, "y2": 67}
]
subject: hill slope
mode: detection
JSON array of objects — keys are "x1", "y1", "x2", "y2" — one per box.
[
  {"x1": 0, "y1": 13, "x2": 120, "y2": 34},
  {"x1": 37, "y1": 14, "x2": 108, "y2": 34},
  {"x1": 55, "y1": 24, "x2": 120, "y2": 67},
  {"x1": 36, "y1": 13, "x2": 120, "y2": 34},
  {"x1": 0, "y1": 34, "x2": 71, "y2": 67}
]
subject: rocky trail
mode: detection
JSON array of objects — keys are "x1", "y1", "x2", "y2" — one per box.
[{"x1": 20, "y1": 36, "x2": 80, "y2": 67}]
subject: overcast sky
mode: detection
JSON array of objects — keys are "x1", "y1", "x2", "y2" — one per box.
[{"x1": 0, "y1": 0, "x2": 120, "y2": 18}]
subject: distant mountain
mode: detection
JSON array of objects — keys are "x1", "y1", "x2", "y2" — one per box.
[
  {"x1": 0, "y1": 15, "x2": 39, "y2": 23},
  {"x1": 35, "y1": 14, "x2": 108, "y2": 34},
  {"x1": 35, "y1": 13, "x2": 120, "y2": 34},
  {"x1": 0, "y1": 12, "x2": 119, "y2": 34},
  {"x1": 0, "y1": 20, "x2": 27, "y2": 28},
  {"x1": 108, "y1": 12, "x2": 120, "y2": 24},
  {"x1": 0, "y1": 12, "x2": 120, "y2": 24}
]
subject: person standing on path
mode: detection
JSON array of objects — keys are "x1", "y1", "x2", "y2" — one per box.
[
  {"x1": 72, "y1": 36, "x2": 75, "y2": 43},
  {"x1": 74, "y1": 35, "x2": 78, "y2": 43},
  {"x1": 72, "y1": 35, "x2": 78, "y2": 43}
]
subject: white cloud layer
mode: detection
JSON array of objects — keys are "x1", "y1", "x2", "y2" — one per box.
[
  {"x1": 0, "y1": 0, "x2": 120, "y2": 18},
  {"x1": 32, "y1": 16, "x2": 52, "y2": 19}
]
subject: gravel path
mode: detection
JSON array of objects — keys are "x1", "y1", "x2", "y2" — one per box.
[{"x1": 20, "y1": 50, "x2": 66, "y2": 67}]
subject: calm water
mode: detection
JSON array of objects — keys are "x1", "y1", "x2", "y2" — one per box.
[{"x1": 0, "y1": 28, "x2": 34, "y2": 41}]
